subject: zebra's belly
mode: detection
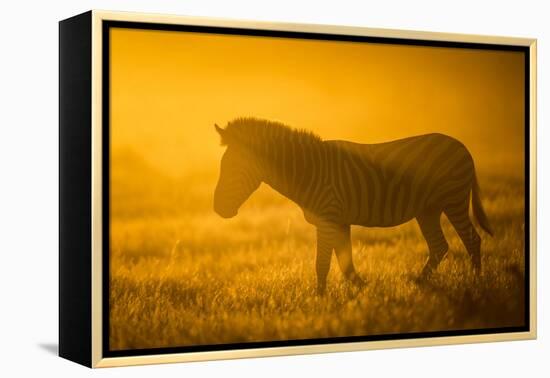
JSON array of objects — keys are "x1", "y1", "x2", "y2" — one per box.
[
  {"x1": 339, "y1": 191, "x2": 427, "y2": 227},
  {"x1": 352, "y1": 213, "x2": 416, "y2": 228}
]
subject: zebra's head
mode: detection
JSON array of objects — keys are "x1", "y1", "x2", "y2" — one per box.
[{"x1": 213, "y1": 123, "x2": 262, "y2": 218}]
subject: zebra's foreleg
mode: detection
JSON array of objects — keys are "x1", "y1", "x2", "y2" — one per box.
[
  {"x1": 334, "y1": 224, "x2": 365, "y2": 288},
  {"x1": 315, "y1": 225, "x2": 337, "y2": 295},
  {"x1": 416, "y1": 210, "x2": 449, "y2": 280}
]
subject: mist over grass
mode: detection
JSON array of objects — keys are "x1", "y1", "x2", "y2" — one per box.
[{"x1": 109, "y1": 167, "x2": 526, "y2": 350}]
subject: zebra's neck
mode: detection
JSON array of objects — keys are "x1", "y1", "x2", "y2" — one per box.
[{"x1": 258, "y1": 137, "x2": 326, "y2": 209}]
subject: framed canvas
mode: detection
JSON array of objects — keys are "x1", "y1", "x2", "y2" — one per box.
[{"x1": 59, "y1": 10, "x2": 537, "y2": 368}]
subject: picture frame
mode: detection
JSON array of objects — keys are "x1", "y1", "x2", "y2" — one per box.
[{"x1": 59, "y1": 10, "x2": 537, "y2": 368}]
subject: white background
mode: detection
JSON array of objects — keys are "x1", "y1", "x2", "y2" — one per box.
[{"x1": 0, "y1": 0, "x2": 547, "y2": 376}]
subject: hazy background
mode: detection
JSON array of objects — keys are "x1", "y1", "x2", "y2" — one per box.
[{"x1": 111, "y1": 28, "x2": 525, "y2": 179}]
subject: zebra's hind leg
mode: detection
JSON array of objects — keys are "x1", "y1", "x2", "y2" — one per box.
[
  {"x1": 416, "y1": 210, "x2": 449, "y2": 280},
  {"x1": 444, "y1": 201, "x2": 482, "y2": 275},
  {"x1": 333, "y1": 224, "x2": 365, "y2": 288}
]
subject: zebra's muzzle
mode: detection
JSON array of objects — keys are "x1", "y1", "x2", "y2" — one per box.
[{"x1": 214, "y1": 204, "x2": 238, "y2": 219}]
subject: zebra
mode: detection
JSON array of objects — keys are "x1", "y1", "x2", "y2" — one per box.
[{"x1": 213, "y1": 117, "x2": 493, "y2": 295}]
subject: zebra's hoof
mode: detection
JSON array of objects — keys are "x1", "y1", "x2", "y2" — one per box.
[
  {"x1": 415, "y1": 271, "x2": 431, "y2": 284},
  {"x1": 351, "y1": 276, "x2": 366, "y2": 288},
  {"x1": 472, "y1": 257, "x2": 482, "y2": 276},
  {"x1": 316, "y1": 285, "x2": 326, "y2": 296},
  {"x1": 473, "y1": 266, "x2": 482, "y2": 279}
]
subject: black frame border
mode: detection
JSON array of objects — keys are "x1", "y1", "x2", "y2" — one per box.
[
  {"x1": 59, "y1": 11, "x2": 93, "y2": 367},
  {"x1": 101, "y1": 20, "x2": 531, "y2": 358}
]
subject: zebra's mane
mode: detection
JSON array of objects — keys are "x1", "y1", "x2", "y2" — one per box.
[{"x1": 220, "y1": 117, "x2": 322, "y2": 151}]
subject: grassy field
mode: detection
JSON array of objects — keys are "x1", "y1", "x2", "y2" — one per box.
[{"x1": 109, "y1": 167, "x2": 526, "y2": 350}]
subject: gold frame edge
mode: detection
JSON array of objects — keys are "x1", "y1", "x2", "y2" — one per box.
[{"x1": 91, "y1": 9, "x2": 103, "y2": 368}]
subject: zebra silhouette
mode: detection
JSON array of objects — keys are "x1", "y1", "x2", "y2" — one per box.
[{"x1": 213, "y1": 118, "x2": 493, "y2": 295}]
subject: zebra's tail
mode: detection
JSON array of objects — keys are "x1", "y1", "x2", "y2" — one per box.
[{"x1": 471, "y1": 173, "x2": 494, "y2": 237}]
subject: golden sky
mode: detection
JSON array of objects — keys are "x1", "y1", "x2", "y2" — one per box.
[{"x1": 110, "y1": 27, "x2": 525, "y2": 177}]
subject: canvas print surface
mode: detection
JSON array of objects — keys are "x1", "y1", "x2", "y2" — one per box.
[{"x1": 108, "y1": 27, "x2": 526, "y2": 351}]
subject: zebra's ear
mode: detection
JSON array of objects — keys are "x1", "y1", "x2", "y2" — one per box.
[
  {"x1": 214, "y1": 123, "x2": 224, "y2": 135},
  {"x1": 214, "y1": 123, "x2": 227, "y2": 145}
]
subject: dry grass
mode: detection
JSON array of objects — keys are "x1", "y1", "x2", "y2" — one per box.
[{"x1": 109, "y1": 173, "x2": 525, "y2": 350}]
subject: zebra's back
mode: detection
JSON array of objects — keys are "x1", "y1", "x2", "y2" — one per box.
[{"x1": 324, "y1": 133, "x2": 474, "y2": 227}]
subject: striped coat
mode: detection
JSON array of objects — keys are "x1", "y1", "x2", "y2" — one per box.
[{"x1": 214, "y1": 118, "x2": 493, "y2": 294}]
